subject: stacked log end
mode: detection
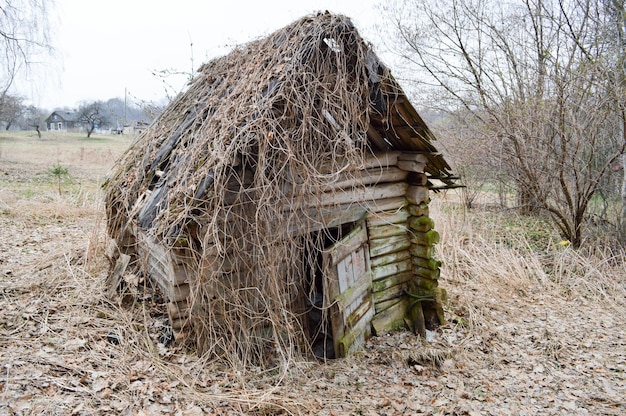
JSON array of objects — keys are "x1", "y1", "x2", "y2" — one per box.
[{"x1": 406, "y1": 174, "x2": 447, "y2": 336}]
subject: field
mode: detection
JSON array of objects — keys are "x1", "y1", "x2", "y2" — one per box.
[{"x1": 0, "y1": 131, "x2": 625, "y2": 415}]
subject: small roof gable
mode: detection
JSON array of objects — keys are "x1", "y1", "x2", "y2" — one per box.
[{"x1": 46, "y1": 111, "x2": 80, "y2": 123}]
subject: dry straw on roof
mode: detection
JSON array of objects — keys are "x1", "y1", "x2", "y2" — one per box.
[{"x1": 105, "y1": 12, "x2": 402, "y2": 367}]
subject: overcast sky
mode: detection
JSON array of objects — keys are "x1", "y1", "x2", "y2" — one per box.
[{"x1": 17, "y1": 0, "x2": 384, "y2": 111}]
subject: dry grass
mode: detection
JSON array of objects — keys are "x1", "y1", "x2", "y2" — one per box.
[
  {"x1": 432, "y1": 193, "x2": 626, "y2": 312},
  {"x1": 1, "y1": 133, "x2": 625, "y2": 414}
]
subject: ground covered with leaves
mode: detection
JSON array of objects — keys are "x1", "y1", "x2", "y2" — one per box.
[{"x1": 1, "y1": 134, "x2": 625, "y2": 415}]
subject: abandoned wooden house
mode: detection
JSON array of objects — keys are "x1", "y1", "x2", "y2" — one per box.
[{"x1": 104, "y1": 12, "x2": 456, "y2": 364}]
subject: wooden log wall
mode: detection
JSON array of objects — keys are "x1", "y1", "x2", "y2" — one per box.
[
  {"x1": 137, "y1": 232, "x2": 194, "y2": 340},
  {"x1": 366, "y1": 152, "x2": 447, "y2": 337},
  {"x1": 366, "y1": 207, "x2": 412, "y2": 335},
  {"x1": 402, "y1": 154, "x2": 447, "y2": 336},
  {"x1": 114, "y1": 149, "x2": 449, "y2": 354}
]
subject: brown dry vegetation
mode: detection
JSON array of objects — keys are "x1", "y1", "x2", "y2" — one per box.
[{"x1": 0, "y1": 132, "x2": 624, "y2": 415}]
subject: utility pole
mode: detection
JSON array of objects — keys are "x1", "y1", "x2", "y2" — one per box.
[{"x1": 124, "y1": 87, "x2": 128, "y2": 127}]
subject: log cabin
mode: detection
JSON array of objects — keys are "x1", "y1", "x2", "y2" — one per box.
[{"x1": 104, "y1": 12, "x2": 457, "y2": 364}]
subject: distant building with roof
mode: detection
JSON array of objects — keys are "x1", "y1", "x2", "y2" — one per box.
[{"x1": 45, "y1": 111, "x2": 82, "y2": 131}]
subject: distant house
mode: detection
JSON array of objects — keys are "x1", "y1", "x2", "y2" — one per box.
[
  {"x1": 121, "y1": 120, "x2": 150, "y2": 136},
  {"x1": 45, "y1": 111, "x2": 82, "y2": 131}
]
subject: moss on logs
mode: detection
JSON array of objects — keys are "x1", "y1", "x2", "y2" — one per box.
[
  {"x1": 408, "y1": 216, "x2": 434, "y2": 232},
  {"x1": 410, "y1": 229, "x2": 440, "y2": 246},
  {"x1": 412, "y1": 256, "x2": 442, "y2": 270},
  {"x1": 414, "y1": 266, "x2": 440, "y2": 281},
  {"x1": 408, "y1": 202, "x2": 429, "y2": 217},
  {"x1": 409, "y1": 244, "x2": 435, "y2": 259}
]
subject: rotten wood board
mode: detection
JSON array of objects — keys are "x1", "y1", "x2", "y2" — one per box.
[
  {"x1": 371, "y1": 298, "x2": 409, "y2": 335},
  {"x1": 327, "y1": 224, "x2": 368, "y2": 267},
  {"x1": 337, "y1": 302, "x2": 375, "y2": 358}
]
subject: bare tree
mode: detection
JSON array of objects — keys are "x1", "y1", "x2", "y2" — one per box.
[
  {"x1": 78, "y1": 101, "x2": 108, "y2": 138},
  {"x1": 0, "y1": 0, "x2": 54, "y2": 102},
  {"x1": 20, "y1": 104, "x2": 45, "y2": 138},
  {"x1": 605, "y1": 0, "x2": 626, "y2": 242},
  {"x1": 0, "y1": 93, "x2": 24, "y2": 129},
  {"x1": 382, "y1": 0, "x2": 626, "y2": 247}
]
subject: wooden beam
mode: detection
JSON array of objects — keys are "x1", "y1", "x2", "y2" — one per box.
[
  {"x1": 306, "y1": 182, "x2": 407, "y2": 207},
  {"x1": 370, "y1": 249, "x2": 411, "y2": 268},
  {"x1": 367, "y1": 207, "x2": 409, "y2": 227},
  {"x1": 369, "y1": 235, "x2": 411, "y2": 258},
  {"x1": 371, "y1": 258, "x2": 412, "y2": 281},
  {"x1": 367, "y1": 124, "x2": 391, "y2": 151},
  {"x1": 368, "y1": 222, "x2": 407, "y2": 240}
]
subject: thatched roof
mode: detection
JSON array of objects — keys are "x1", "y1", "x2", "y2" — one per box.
[
  {"x1": 104, "y1": 12, "x2": 454, "y2": 365},
  {"x1": 107, "y1": 11, "x2": 452, "y2": 234}
]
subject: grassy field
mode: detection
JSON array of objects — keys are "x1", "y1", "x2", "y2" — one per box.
[{"x1": 0, "y1": 131, "x2": 624, "y2": 415}]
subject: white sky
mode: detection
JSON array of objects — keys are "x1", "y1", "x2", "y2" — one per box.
[{"x1": 18, "y1": 0, "x2": 384, "y2": 110}]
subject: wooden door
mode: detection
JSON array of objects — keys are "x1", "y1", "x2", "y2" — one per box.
[{"x1": 323, "y1": 223, "x2": 374, "y2": 357}]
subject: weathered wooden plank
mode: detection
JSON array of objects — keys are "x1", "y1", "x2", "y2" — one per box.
[
  {"x1": 338, "y1": 303, "x2": 375, "y2": 357},
  {"x1": 409, "y1": 243, "x2": 435, "y2": 259},
  {"x1": 407, "y1": 172, "x2": 428, "y2": 186},
  {"x1": 408, "y1": 202, "x2": 429, "y2": 217},
  {"x1": 319, "y1": 151, "x2": 401, "y2": 174},
  {"x1": 372, "y1": 271, "x2": 413, "y2": 293},
  {"x1": 345, "y1": 296, "x2": 373, "y2": 330},
  {"x1": 369, "y1": 235, "x2": 411, "y2": 258},
  {"x1": 412, "y1": 256, "x2": 442, "y2": 271},
  {"x1": 367, "y1": 223, "x2": 407, "y2": 239},
  {"x1": 366, "y1": 207, "x2": 409, "y2": 227},
  {"x1": 416, "y1": 276, "x2": 438, "y2": 291},
  {"x1": 367, "y1": 197, "x2": 407, "y2": 214},
  {"x1": 410, "y1": 229, "x2": 440, "y2": 246},
  {"x1": 367, "y1": 124, "x2": 391, "y2": 151},
  {"x1": 284, "y1": 197, "x2": 406, "y2": 236},
  {"x1": 307, "y1": 182, "x2": 408, "y2": 207},
  {"x1": 328, "y1": 224, "x2": 368, "y2": 267},
  {"x1": 374, "y1": 296, "x2": 404, "y2": 314},
  {"x1": 326, "y1": 167, "x2": 408, "y2": 191},
  {"x1": 414, "y1": 266, "x2": 441, "y2": 281},
  {"x1": 139, "y1": 233, "x2": 175, "y2": 300},
  {"x1": 371, "y1": 258, "x2": 412, "y2": 281},
  {"x1": 372, "y1": 282, "x2": 409, "y2": 304},
  {"x1": 363, "y1": 151, "x2": 401, "y2": 169},
  {"x1": 334, "y1": 271, "x2": 372, "y2": 312},
  {"x1": 371, "y1": 298, "x2": 409, "y2": 335},
  {"x1": 370, "y1": 249, "x2": 410, "y2": 268}
]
